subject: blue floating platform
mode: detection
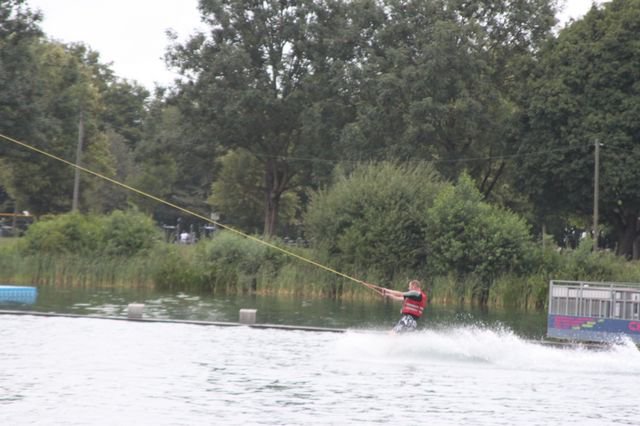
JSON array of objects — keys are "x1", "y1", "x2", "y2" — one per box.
[{"x1": 0, "y1": 285, "x2": 38, "y2": 304}]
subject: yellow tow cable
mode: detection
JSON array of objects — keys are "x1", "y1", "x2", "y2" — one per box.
[{"x1": 0, "y1": 132, "x2": 385, "y2": 295}]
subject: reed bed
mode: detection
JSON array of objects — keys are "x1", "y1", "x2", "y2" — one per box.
[
  {"x1": 4, "y1": 231, "x2": 640, "y2": 310},
  {"x1": 0, "y1": 250, "x2": 157, "y2": 289}
]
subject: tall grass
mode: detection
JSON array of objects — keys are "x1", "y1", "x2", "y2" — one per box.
[
  {"x1": 4, "y1": 230, "x2": 640, "y2": 310},
  {"x1": 0, "y1": 246, "x2": 158, "y2": 288}
]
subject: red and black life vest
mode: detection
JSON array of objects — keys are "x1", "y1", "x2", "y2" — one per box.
[{"x1": 401, "y1": 291, "x2": 427, "y2": 318}]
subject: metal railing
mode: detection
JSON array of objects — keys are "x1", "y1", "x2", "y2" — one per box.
[{"x1": 549, "y1": 280, "x2": 640, "y2": 320}]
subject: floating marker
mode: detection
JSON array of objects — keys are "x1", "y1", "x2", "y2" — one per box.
[{"x1": 0, "y1": 285, "x2": 37, "y2": 304}]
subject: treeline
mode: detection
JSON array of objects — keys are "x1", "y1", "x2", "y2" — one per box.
[
  {"x1": 2, "y1": 1, "x2": 640, "y2": 284},
  {"x1": 3, "y1": 165, "x2": 640, "y2": 308}
]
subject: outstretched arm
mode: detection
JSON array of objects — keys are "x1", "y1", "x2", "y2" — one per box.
[{"x1": 382, "y1": 288, "x2": 405, "y2": 301}]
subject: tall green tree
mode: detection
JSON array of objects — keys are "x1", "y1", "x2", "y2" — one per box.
[
  {"x1": 45, "y1": 43, "x2": 150, "y2": 214},
  {"x1": 168, "y1": 0, "x2": 379, "y2": 236},
  {"x1": 130, "y1": 100, "x2": 211, "y2": 225},
  {"x1": 0, "y1": 0, "x2": 43, "y2": 211},
  {"x1": 0, "y1": 0, "x2": 42, "y2": 142},
  {"x1": 93, "y1": 73, "x2": 149, "y2": 213},
  {"x1": 207, "y1": 149, "x2": 297, "y2": 234},
  {"x1": 1, "y1": 3, "x2": 151, "y2": 217},
  {"x1": 2, "y1": 28, "x2": 149, "y2": 216},
  {"x1": 339, "y1": 0, "x2": 556, "y2": 197},
  {"x1": 99, "y1": 78, "x2": 149, "y2": 149},
  {"x1": 6, "y1": 41, "x2": 105, "y2": 215},
  {"x1": 517, "y1": 0, "x2": 640, "y2": 258}
]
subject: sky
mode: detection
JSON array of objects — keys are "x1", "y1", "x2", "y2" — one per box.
[
  {"x1": 27, "y1": 0, "x2": 607, "y2": 91},
  {"x1": 28, "y1": 0, "x2": 204, "y2": 90}
]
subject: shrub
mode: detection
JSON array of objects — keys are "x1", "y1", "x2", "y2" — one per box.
[
  {"x1": 20, "y1": 210, "x2": 160, "y2": 257},
  {"x1": 100, "y1": 210, "x2": 162, "y2": 256},
  {"x1": 196, "y1": 231, "x2": 287, "y2": 293},
  {"x1": 304, "y1": 162, "x2": 443, "y2": 282},
  {"x1": 555, "y1": 238, "x2": 628, "y2": 281},
  {"x1": 425, "y1": 173, "x2": 532, "y2": 303},
  {"x1": 151, "y1": 244, "x2": 206, "y2": 291},
  {"x1": 19, "y1": 213, "x2": 102, "y2": 254}
]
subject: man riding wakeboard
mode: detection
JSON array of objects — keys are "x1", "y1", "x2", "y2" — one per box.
[{"x1": 382, "y1": 280, "x2": 427, "y2": 333}]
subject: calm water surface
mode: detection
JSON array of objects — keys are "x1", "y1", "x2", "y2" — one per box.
[
  {"x1": 8, "y1": 286, "x2": 548, "y2": 337},
  {"x1": 1, "y1": 287, "x2": 639, "y2": 425}
]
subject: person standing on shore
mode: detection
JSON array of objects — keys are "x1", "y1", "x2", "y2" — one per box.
[{"x1": 382, "y1": 280, "x2": 427, "y2": 333}]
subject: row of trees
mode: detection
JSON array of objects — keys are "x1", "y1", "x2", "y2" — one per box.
[
  {"x1": 0, "y1": 0, "x2": 149, "y2": 216},
  {"x1": 2, "y1": 0, "x2": 640, "y2": 258},
  {"x1": 7, "y1": 168, "x2": 535, "y2": 304},
  {"x1": 8, "y1": 163, "x2": 638, "y2": 305}
]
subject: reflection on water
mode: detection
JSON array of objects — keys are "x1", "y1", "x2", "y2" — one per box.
[
  {"x1": 1, "y1": 315, "x2": 638, "y2": 425},
  {"x1": 2, "y1": 286, "x2": 548, "y2": 338}
]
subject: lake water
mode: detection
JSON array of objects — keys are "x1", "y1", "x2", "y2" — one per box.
[
  {"x1": 4, "y1": 286, "x2": 548, "y2": 337},
  {"x1": 1, "y1": 288, "x2": 639, "y2": 425}
]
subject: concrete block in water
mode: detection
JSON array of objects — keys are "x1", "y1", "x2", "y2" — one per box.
[
  {"x1": 127, "y1": 303, "x2": 145, "y2": 319},
  {"x1": 239, "y1": 309, "x2": 257, "y2": 324}
]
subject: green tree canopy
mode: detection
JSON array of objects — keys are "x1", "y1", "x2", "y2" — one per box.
[
  {"x1": 517, "y1": 0, "x2": 640, "y2": 257},
  {"x1": 1, "y1": 1, "x2": 152, "y2": 216},
  {"x1": 207, "y1": 149, "x2": 297, "y2": 234},
  {"x1": 338, "y1": 0, "x2": 557, "y2": 196},
  {"x1": 5, "y1": 41, "x2": 106, "y2": 215},
  {"x1": 305, "y1": 164, "x2": 532, "y2": 297},
  {"x1": 0, "y1": 0, "x2": 42, "y2": 143},
  {"x1": 0, "y1": 0, "x2": 43, "y2": 211},
  {"x1": 425, "y1": 173, "x2": 532, "y2": 302},
  {"x1": 168, "y1": 0, "x2": 380, "y2": 236},
  {"x1": 304, "y1": 162, "x2": 444, "y2": 282},
  {"x1": 1, "y1": 34, "x2": 151, "y2": 216}
]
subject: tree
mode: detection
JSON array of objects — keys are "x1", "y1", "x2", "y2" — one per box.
[
  {"x1": 62, "y1": 44, "x2": 149, "y2": 213},
  {"x1": 1, "y1": 3, "x2": 154, "y2": 217},
  {"x1": 425, "y1": 173, "x2": 532, "y2": 304},
  {"x1": 4, "y1": 41, "x2": 105, "y2": 216},
  {"x1": 304, "y1": 162, "x2": 444, "y2": 282},
  {"x1": 207, "y1": 149, "x2": 297, "y2": 234},
  {"x1": 168, "y1": 0, "x2": 378, "y2": 236},
  {"x1": 0, "y1": 0, "x2": 43, "y2": 210},
  {"x1": 338, "y1": 0, "x2": 557, "y2": 199},
  {"x1": 517, "y1": 0, "x2": 640, "y2": 258},
  {"x1": 130, "y1": 101, "x2": 210, "y2": 225},
  {"x1": 99, "y1": 78, "x2": 149, "y2": 150},
  {"x1": 1, "y1": 31, "x2": 151, "y2": 216},
  {"x1": 0, "y1": 0, "x2": 42, "y2": 144}
]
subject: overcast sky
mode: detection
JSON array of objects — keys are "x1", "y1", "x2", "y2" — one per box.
[{"x1": 27, "y1": 0, "x2": 607, "y2": 91}]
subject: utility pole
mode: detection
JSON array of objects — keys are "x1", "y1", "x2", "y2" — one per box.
[
  {"x1": 72, "y1": 110, "x2": 84, "y2": 212},
  {"x1": 593, "y1": 139, "x2": 600, "y2": 250}
]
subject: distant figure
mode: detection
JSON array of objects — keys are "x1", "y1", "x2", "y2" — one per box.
[
  {"x1": 179, "y1": 231, "x2": 189, "y2": 244},
  {"x1": 382, "y1": 279, "x2": 427, "y2": 333}
]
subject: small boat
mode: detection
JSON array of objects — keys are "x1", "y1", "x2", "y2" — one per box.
[
  {"x1": 0, "y1": 285, "x2": 38, "y2": 305},
  {"x1": 547, "y1": 280, "x2": 640, "y2": 344}
]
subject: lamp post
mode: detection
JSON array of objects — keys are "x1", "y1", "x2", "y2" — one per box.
[
  {"x1": 593, "y1": 139, "x2": 600, "y2": 250},
  {"x1": 72, "y1": 110, "x2": 84, "y2": 212}
]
